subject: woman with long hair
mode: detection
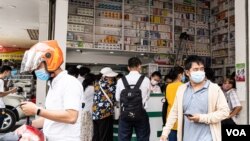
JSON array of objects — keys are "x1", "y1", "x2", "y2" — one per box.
[{"x1": 81, "y1": 73, "x2": 96, "y2": 141}]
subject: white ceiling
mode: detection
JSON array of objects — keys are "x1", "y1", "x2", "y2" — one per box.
[{"x1": 0, "y1": 0, "x2": 39, "y2": 48}]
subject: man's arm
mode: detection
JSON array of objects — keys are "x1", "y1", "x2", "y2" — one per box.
[
  {"x1": 229, "y1": 106, "x2": 242, "y2": 118},
  {"x1": 21, "y1": 102, "x2": 79, "y2": 124},
  {"x1": 31, "y1": 117, "x2": 45, "y2": 128},
  {"x1": 115, "y1": 79, "x2": 122, "y2": 102},
  {"x1": 39, "y1": 108, "x2": 78, "y2": 124},
  {"x1": 0, "y1": 88, "x2": 17, "y2": 97},
  {"x1": 229, "y1": 90, "x2": 242, "y2": 118}
]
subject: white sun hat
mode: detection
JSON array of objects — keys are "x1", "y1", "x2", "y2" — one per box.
[{"x1": 100, "y1": 67, "x2": 118, "y2": 77}]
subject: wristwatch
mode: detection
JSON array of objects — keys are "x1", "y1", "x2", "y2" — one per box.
[{"x1": 36, "y1": 108, "x2": 41, "y2": 116}]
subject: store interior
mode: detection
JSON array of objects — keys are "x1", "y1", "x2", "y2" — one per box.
[
  {"x1": 0, "y1": 0, "x2": 235, "y2": 84},
  {"x1": 65, "y1": 0, "x2": 235, "y2": 85}
]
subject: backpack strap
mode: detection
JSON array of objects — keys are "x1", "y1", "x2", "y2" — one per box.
[
  {"x1": 121, "y1": 76, "x2": 130, "y2": 89},
  {"x1": 134, "y1": 75, "x2": 145, "y2": 89}
]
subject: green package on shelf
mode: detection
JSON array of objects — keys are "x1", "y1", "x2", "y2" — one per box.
[{"x1": 78, "y1": 41, "x2": 84, "y2": 47}]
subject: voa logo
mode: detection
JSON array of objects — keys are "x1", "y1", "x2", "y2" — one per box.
[{"x1": 226, "y1": 129, "x2": 246, "y2": 136}]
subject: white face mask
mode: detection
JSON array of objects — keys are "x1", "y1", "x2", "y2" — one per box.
[
  {"x1": 151, "y1": 79, "x2": 158, "y2": 85},
  {"x1": 190, "y1": 71, "x2": 205, "y2": 84}
]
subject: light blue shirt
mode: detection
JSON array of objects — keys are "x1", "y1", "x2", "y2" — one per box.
[{"x1": 183, "y1": 80, "x2": 212, "y2": 141}]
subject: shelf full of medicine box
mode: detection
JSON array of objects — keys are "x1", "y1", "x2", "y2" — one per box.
[
  {"x1": 195, "y1": 43, "x2": 211, "y2": 56},
  {"x1": 174, "y1": 18, "x2": 196, "y2": 28},
  {"x1": 94, "y1": 33, "x2": 122, "y2": 51},
  {"x1": 149, "y1": 6, "x2": 173, "y2": 17},
  {"x1": 124, "y1": 0, "x2": 150, "y2": 8},
  {"x1": 150, "y1": 0, "x2": 173, "y2": 9},
  {"x1": 95, "y1": 0, "x2": 122, "y2": 11},
  {"x1": 174, "y1": 2, "x2": 196, "y2": 14},
  {"x1": 68, "y1": 0, "x2": 94, "y2": 9}
]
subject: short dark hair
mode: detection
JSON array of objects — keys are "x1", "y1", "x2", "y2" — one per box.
[
  {"x1": 82, "y1": 73, "x2": 95, "y2": 91},
  {"x1": 164, "y1": 74, "x2": 172, "y2": 82},
  {"x1": 168, "y1": 66, "x2": 184, "y2": 80},
  {"x1": 79, "y1": 67, "x2": 90, "y2": 76},
  {"x1": 184, "y1": 55, "x2": 205, "y2": 70},
  {"x1": 67, "y1": 66, "x2": 79, "y2": 78},
  {"x1": 0, "y1": 65, "x2": 12, "y2": 73},
  {"x1": 151, "y1": 71, "x2": 162, "y2": 79},
  {"x1": 116, "y1": 73, "x2": 124, "y2": 79},
  {"x1": 128, "y1": 57, "x2": 142, "y2": 68}
]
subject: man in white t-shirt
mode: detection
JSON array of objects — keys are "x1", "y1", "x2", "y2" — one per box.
[
  {"x1": 18, "y1": 40, "x2": 83, "y2": 141},
  {"x1": 116, "y1": 57, "x2": 151, "y2": 141},
  {"x1": 0, "y1": 65, "x2": 17, "y2": 128}
]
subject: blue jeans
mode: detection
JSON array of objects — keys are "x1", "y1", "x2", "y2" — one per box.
[
  {"x1": 168, "y1": 130, "x2": 177, "y2": 141},
  {"x1": 118, "y1": 113, "x2": 150, "y2": 141}
]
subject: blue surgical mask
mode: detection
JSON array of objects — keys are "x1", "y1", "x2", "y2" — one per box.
[
  {"x1": 11, "y1": 69, "x2": 18, "y2": 76},
  {"x1": 35, "y1": 68, "x2": 50, "y2": 81},
  {"x1": 181, "y1": 75, "x2": 186, "y2": 82},
  {"x1": 190, "y1": 71, "x2": 205, "y2": 83}
]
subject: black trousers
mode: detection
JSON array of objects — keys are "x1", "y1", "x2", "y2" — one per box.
[
  {"x1": 162, "y1": 101, "x2": 168, "y2": 126},
  {"x1": 118, "y1": 112, "x2": 150, "y2": 141},
  {"x1": 222, "y1": 118, "x2": 236, "y2": 125},
  {"x1": 93, "y1": 115, "x2": 113, "y2": 141}
]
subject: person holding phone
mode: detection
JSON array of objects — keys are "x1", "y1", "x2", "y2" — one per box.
[
  {"x1": 18, "y1": 40, "x2": 83, "y2": 141},
  {"x1": 160, "y1": 55, "x2": 229, "y2": 141},
  {"x1": 0, "y1": 66, "x2": 18, "y2": 128}
]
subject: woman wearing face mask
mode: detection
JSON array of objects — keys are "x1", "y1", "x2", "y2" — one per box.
[
  {"x1": 165, "y1": 66, "x2": 184, "y2": 141},
  {"x1": 150, "y1": 71, "x2": 162, "y2": 94},
  {"x1": 221, "y1": 78, "x2": 242, "y2": 125},
  {"x1": 92, "y1": 67, "x2": 117, "y2": 141}
]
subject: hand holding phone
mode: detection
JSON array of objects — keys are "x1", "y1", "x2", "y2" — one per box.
[{"x1": 184, "y1": 114, "x2": 193, "y2": 117}]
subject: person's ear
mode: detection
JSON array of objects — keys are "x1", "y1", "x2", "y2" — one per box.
[
  {"x1": 138, "y1": 65, "x2": 142, "y2": 72},
  {"x1": 185, "y1": 70, "x2": 190, "y2": 77},
  {"x1": 178, "y1": 73, "x2": 182, "y2": 78},
  {"x1": 127, "y1": 66, "x2": 131, "y2": 71}
]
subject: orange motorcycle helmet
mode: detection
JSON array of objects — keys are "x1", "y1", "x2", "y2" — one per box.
[{"x1": 20, "y1": 40, "x2": 64, "y2": 73}]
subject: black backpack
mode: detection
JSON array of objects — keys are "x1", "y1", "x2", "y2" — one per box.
[{"x1": 120, "y1": 75, "x2": 146, "y2": 121}]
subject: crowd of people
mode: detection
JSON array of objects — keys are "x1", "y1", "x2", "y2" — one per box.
[{"x1": 0, "y1": 40, "x2": 242, "y2": 141}]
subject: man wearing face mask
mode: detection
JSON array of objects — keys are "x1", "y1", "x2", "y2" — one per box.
[
  {"x1": 150, "y1": 71, "x2": 162, "y2": 94},
  {"x1": 18, "y1": 40, "x2": 83, "y2": 141},
  {"x1": 160, "y1": 55, "x2": 229, "y2": 141},
  {"x1": 0, "y1": 66, "x2": 17, "y2": 128}
]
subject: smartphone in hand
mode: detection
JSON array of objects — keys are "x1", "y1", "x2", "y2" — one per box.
[{"x1": 184, "y1": 114, "x2": 193, "y2": 117}]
